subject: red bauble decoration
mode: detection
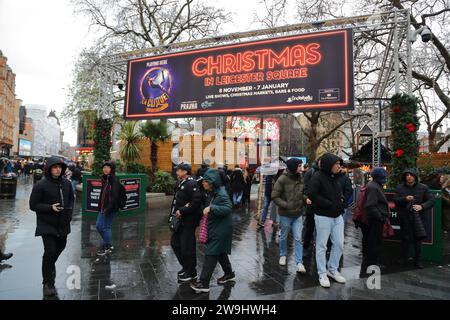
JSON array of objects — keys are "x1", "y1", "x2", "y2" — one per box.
[
  {"x1": 395, "y1": 149, "x2": 404, "y2": 157},
  {"x1": 405, "y1": 123, "x2": 416, "y2": 133},
  {"x1": 392, "y1": 106, "x2": 401, "y2": 113}
]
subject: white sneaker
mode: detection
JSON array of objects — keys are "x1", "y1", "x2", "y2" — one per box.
[
  {"x1": 327, "y1": 270, "x2": 346, "y2": 284},
  {"x1": 296, "y1": 263, "x2": 306, "y2": 273},
  {"x1": 279, "y1": 256, "x2": 287, "y2": 266},
  {"x1": 319, "y1": 274, "x2": 331, "y2": 288}
]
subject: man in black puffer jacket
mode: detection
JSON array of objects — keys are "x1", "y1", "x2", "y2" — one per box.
[
  {"x1": 394, "y1": 168, "x2": 434, "y2": 269},
  {"x1": 96, "y1": 161, "x2": 121, "y2": 256},
  {"x1": 307, "y1": 153, "x2": 346, "y2": 288},
  {"x1": 29, "y1": 156, "x2": 74, "y2": 297},
  {"x1": 171, "y1": 163, "x2": 203, "y2": 282}
]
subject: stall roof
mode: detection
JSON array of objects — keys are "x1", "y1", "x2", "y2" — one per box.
[{"x1": 350, "y1": 140, "x2": 392, "y2": 164}]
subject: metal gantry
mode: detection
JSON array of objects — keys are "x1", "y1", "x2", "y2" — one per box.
[{"x1": 95, "y1": 9, "x2": 411, "y2": 166}]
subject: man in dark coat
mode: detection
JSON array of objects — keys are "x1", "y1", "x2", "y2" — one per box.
[
  {"x1": 230, "y1": 166, "x2": 246, "y2": 208},
  {"x1": 191, "y1": 169, "x2": 234, "y2": 293},
  {"x1": 196, "y1": 160, "x2": 210, "y2": 179},
  {"x1": 217, "y1": 164, "x2": 232, "y2": 202},
  {"x1": 29, "y1": 156, "x2": 74, "y2": 297},
  {"x1": 362, "y1": 167, "x2": 390, "y2": 274},
  {"x1": 394, "y1": 168, "x2": 434, "y2": 269},
  {"x1": 96, "y1": 161, "x2": 121, "y2": 256},
  {"x1": 307, "y1": 153, "x2": 346, "y2": 288},
  {"x1": 171, "y1": 163, "x2": 203, "y2": 282}
]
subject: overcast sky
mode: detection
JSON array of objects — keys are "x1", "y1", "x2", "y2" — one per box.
[{"x1": 0, "y1": 0, "x2": 256, "y2": 146}]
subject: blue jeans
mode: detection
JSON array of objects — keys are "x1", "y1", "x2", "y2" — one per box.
[
  {"x1": 261, "y1": 195, "x2": 271, "y2": 223},
  {"x1": 96, "y1": 212, "x2": 115, "y2": 249},
  {"x1": 71, "y1": 180, "x2": 78, "y2": 194},
  {"x1": 279, "y1": 215, "x2": 303, "y2": 264},
  {"x1": 314, "y1": 215, "x2": 344, "y2": 276},
  {"x1": 233, "y1": 192, "x2": 243, "y2": 205}
]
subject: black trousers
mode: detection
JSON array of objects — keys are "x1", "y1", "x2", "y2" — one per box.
[
  {"x1": 400, "y1": 214, "x2": 422, "y2": 262},
  {"x1": 200, "y1": 253, "x2": 233, "y2": 286},
  {"x1": 365, "y1": 220, "x2": 384, "y2": 267},
  {"x1": 171, "y1": 224, "x2": 197, "y2": 276},
  {"x1": 42, "y1": 235, "x2": 67, "y2": 286},
  {"x1": 303, "y1": 206, "x2": 315, "y2": 249}
]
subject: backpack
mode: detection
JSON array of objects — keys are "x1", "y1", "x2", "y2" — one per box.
[
  {"x1": 352, "y1": 186, "x2": 368, "y2": 228},
  {"x1": 118, "y1": 182, "x2": 127, "y2": 209}
]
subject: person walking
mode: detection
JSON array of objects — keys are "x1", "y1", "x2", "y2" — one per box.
[
  {"x1": 29, "y1": 157, "x2": 74, "y2": 297},
  {"x1": 271, "y1": 158, "x2": 307, "y2": 273},
  {"x1": 191, "y1": 169, "x2": 235, "y2": 293},
  {"x1": 361, "y1": 168, "x2": 390, "y2": 274},
  {"x1": 302, "y1": 159, "x2": 321, "y2": 254},
  {"x1": 258, "y1": 173, "x2": 275, "y2": 228},
  {"x1": 230, "y1": 166, "x2": 246, "y2": 209},
  {"x1": 307, "y1": 153, "x2": 346, "y2": 288},
  {"x1": 96, "y1": 161, "x2": 121, "y2": 256},
  {"x1": 170, "y1": 163, "x2": 202, "y2": 282},
  {"x1": 69, "y1": 163, "x2": 82, "y2": 195},
  {"x1": 394, "y1": 168, "x2": 434, "y2": 269}
]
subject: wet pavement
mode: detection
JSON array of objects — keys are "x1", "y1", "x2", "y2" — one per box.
[{"x1": 0, "y1": 177, "x2": 449, "y2": 300}]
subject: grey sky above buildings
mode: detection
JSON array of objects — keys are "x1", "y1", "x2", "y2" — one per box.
[{"x1": 0, "y1": 0, "x2": 256, "y2": 146}]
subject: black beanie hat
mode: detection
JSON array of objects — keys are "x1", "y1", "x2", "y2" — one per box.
[{"x1": 286, "y1": 158, "x2": 302, "y2": 174}]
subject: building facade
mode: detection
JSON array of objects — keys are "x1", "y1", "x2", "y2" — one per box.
[
  {"x1": 26, "y1": 104, "x2": 62, "y2": 157},
  {"x1": 0, "y1": 50, "x2": 18, "y2": 156}
]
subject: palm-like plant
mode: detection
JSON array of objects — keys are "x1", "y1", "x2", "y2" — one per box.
[
  {"x1": 139, "y1": 120, "x2": 170, "y2": 172},
  {"x1": 117, "y1": 121, "x2": 142, "y2": 172}
]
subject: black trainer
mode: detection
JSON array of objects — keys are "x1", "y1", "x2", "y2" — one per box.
[
  {"x1": 0, "y1": 252, "x2": 13, "y2": 262},
  {"x1": 190, "y1": 281, "x2": 210, "y2": 293},
  {"x1": 217, "y1": 272, "x2": 236, "y2": 284},
  {"x1": 178, "y1": 272, "x2": 197, "y2": 282},
  {"x1": 96, "y1": 249, "x2": 107, "y2": 256},
  {"x1": 177, "y1": 269, "x2": 185, "y2": 276},
  {"x1": 43, "y1": 284, "x2": 56, "y2": 297},
  {"x1": 105, "y1": 246, "x2": 114, "y2": 254}
]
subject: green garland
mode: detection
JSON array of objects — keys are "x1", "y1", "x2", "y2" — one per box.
[
  {"x1": 92, "y1": 117, "x2": 113, "y2": 177},
  {"x1": 388, "y1": 93, "x2": 420, "y2": 187}
]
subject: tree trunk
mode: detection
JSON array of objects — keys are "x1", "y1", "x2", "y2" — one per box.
[
  {"x1": 151, "y1": 141, "x2": 158, "y2": 172},
  {"x1": 428, "y1": 131, "x2": 437, "y2": 153},
  {"x1": 304, "y1": 113, "x2": 320, "y2": 163}
]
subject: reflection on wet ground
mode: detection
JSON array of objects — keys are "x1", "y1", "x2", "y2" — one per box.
[{"x1": 0, "y1": 177, "x2": 449, "y2": 300}]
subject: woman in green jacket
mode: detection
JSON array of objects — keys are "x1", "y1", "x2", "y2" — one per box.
[{"x1": 191, "y1": 168, "x2": 235, "y2": 293}]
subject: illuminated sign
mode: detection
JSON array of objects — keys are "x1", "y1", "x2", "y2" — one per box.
[{"x1": 124, "y1": 29, "x2": 354, "y2": 119}]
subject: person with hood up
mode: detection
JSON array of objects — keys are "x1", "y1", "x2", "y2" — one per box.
[
  {"x1": 96, "y1": 161, "x2": 122, "y2": 256},
  {"x1": 361, "y1": 167, "x2": 390, "y2": 274},
  {"x1": 307, "y1": 153, "x2": 346, "y2": 288},
  {"x1": 191, "y1": 169, "x2": 235, "y2": 293},
  {"x1": 394, "y1": 168, "x2": 434, "y2": 269},
  {"x1": 271, "y1": 158, "x2": 307, "y2": 273},
  {"x1": 29, "y1": 156, "x2": 74, "y2": 297}
]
